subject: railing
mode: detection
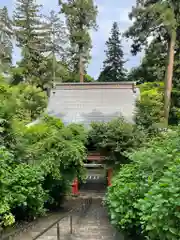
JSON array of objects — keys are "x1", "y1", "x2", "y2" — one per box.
[{"x1": 33, "y1": 197, "x2": 92, "y2": 240}]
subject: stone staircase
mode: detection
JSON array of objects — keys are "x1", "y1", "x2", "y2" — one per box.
[
  {"x1": 79, "y1": 190, "x2": 105, "y2": 199},
  {"x1": 1, "y1": 198, "x2": 85, "y2": 240},
  {"x1": 71, "y1": 199, "x2": 115, "y2": 240},
  {"x1": 2, "y1": 198, "x2": 121, "y2": 240}
]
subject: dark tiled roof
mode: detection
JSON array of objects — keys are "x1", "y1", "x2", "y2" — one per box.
[{"x1": 47, "y1": 82, "x2": 139, "y2": 126}]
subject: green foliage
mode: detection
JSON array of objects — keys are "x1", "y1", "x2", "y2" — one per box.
[
  {"x1": 0, "y1": 113, "x2": 87, "y2": 227},
  {"x1": 128, "y1": 39, "x2": 167, "y2": 83},
  {"x1": 138, "y1": 158, "x2": 180, "y2": 240},
  {"x1": 60, "y1": 0, "x2": 98, "y2": 73},
  {"x1": 15, "y1": 84, "x2": 48, "y2": 121},
  {"x1": 105, "y1": 130, "x2": 180, "y2": 239},
  {"x1": 44, "y1": 10, "x2": 68, "y2": 60},
  {"x1": 66, "y1": 123, "x2": 88, "y2": 144},
  {"x1": 126, "y1": 0, "x2": 180, "y2": 125},
  {"x1": 87, "y1": 117, "x2": 146, "y2": 165},
  {"x1": 0, "y1": 74, "x2": 5, "y2": 83},
  {"x1": 18, "y1": 117, "x2": 86, "y2": 205},
  {"x1": 0, "y1": 6, "x2": 13, "y2": 72},
  {"x1": 125, "y1": 0, "x2": 178, "y2": 55},
  {"x1": 0, "y1": 147, "x2": 46, "y2": 227},
  {"x1": 135, "y1": 82, "x2": 165, "y2": 132},
  {"x1": 0, "y1": 82, "x2": 47, "y2": 126},
  {"x1": 13, "y1": 0, "x2": 54, "y2": 87},
  {"x1": 98, "y1": 22, "x2": 127, "y2": 82},
  {"x1": 9, "y1": 67, "x2": 24, "y2": 85},
  {"x1": 84, "y1": 74, "x2": 95, "y2": 82},
  {"x1": 61, "y1": 71, "x2": 95, "y2": 83},
  {"x1": 1, "y1": 0, "x2": 97, "y2": 85}
]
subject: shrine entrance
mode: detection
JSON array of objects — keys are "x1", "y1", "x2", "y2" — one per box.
[
  {"x1": 71, "y1": 153, "x2": 113, "y2": 195},
  {"x1": 79, "y1": 165, "x2": 107, "y2": 192}
]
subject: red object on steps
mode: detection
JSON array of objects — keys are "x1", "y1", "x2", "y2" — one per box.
[
  {"x1": 72, "y1": 178, "x2": 79, "y2": 195},
  {"x1": 107, "y1": 168, "x2": 113, "y2": 186}
]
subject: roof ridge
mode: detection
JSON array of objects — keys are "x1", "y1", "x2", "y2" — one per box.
[
  {"x1": 54, "y1": 82, "x2": 137, "y2": 92},
  {"x1": 55, "y1": 81, "x2": 136, "y2": 86}
]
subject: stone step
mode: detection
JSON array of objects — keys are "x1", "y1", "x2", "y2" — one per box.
[
  {"x1": 7, "y1": 198, "x2": 86, "y2": 240},
  {"x1": 70, "y1": 199, "x2": 115, "y2": 240},
  {"x1": 5, "y1": 198, "x2": 116, "y2": 240}
]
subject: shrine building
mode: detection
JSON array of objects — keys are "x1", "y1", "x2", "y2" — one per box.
[
  {"x1": 47, "y1": 82, "x2": 139, "y2": 194},
  {"x1": 28, "y1": 82, "x2": 139, "y2": 195}
]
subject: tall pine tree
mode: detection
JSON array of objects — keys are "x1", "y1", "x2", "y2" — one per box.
[
  {"x1": 43, "y1": 10, "x2": 68, "y2": 82},
  {"x1": 125, "y1": 0, "x2": 179, "y2": 125},
  {"x1": 59, "y1": 0, "x2": 98, "y2": 83},
  {"x1": 0, "y1": 7, "x2": 13, "y2": 72},
  {"x1": 128, "y1": 38, "x2": 167, "y2": 83},
  {"x1": 98, "y1": 22, "x2": 127, "y2": 82},
  {"x1": 13, "y1": 0, "x2": 49, "y2": 87}
]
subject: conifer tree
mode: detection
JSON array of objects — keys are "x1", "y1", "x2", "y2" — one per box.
[
  {"x1": 128, "y1": 38, "x2": 167, "y2": 83},
  {"x1": 43, "y1": 10, "x2": 68, "y2": 82},
  {"x1": 98, "y1": 22, "x2": 127, "y2": 82},
  {"x1": 59, "y1": 0, "x2": 98, "y2": 83},
  {"x1": 0, "y1": 7, "x2": 13, "y2": 72},
  {"x1": 13, "y1": 0, "x2": 48, "y2": 85},
  {"x1": 125, "y1": 0, "x2": 179, "y2": 125}
]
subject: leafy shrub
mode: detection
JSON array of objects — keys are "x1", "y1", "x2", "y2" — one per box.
[
  {"x1": 0, "y1": 147, "x2": 46, "y2": 226},
  {"x1": 0, "y1": 82, "x2": 47, "y2": 125},
  {"x1": 0, "y1": 108, "x2": 87, "y2": 228},
  {"x1": 169, "y1": 89, "x2": 180, "y2": 125},
  {"x1": 0, "y1": 78, "x2": 87, "y2": 228},
  {"x1": 105, "y1": 131, "x2": 180, "y2": 238},
  {"x1": 87, "y1": 117, "x2": 146, "y2": 165},
  {"x1": 13, "y1": 116, "x2": 87, "y2": 209},
  {"x1": 138, "y1": 158, "x2": 180, "y2": 240},
  {"x1": 0, "y1": 147, "x2": 15, "y2": 227},
  {"x1": 9, "y1": 164, "x2": 46, "y2": 220},
  {"x1": 15, "y1": 83, "x2": 47, "y2": 121},
  {"x1": 135, "y1": 82, "x2": 164, "y2": 132}
]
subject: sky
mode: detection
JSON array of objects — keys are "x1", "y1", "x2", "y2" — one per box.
[{"x1": 1, "y1": 0, "x2": 141, "y2": 79}]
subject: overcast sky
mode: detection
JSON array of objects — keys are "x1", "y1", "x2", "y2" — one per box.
[{"x1": 1, "y1": 0, "x2": 141, "y2": 79}]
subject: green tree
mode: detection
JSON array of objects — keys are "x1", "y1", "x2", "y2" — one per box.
[
  {"x1": 44, "y1": 58, "x2": 70, "y2": 83},
  {"x1": 98, "y1": 22, "x2": 127, "y2": 82},
  {"x1": 87, "y1": 117, "x2": 146, "y2": 166},
  {"x1": 0, "y1": 82, "x2": 47, "y2": 134},
  {"x1": 105, "y1": 131, "x2": 180, "y2": 239},
  {"x1": 59, "y1": 0, "x2": 98, "y2": 83},
  {"x1": 84, "y1": 74, "x2": 95, "y2": 82},
  {"x1": 0, "y1": 107, "x2": 87, "y2": 228},
  {"x1": 135, "y1": 82, "x2": 165, "y2": 133},
  {"x1": 0, "y1": 7, "x2": 13, "y2": 72},
  {"x1": 125, "y1": 0, "x2": 179, "y2": 126},
  {"x1": 9, "y1": 66, "x2": 24, "y2": 85},
  {"x1": 127, "y1": 38, "x2": 180, "y2": 126},
  {"x1": 128, "y1": 38, "x2": 167, "y2": 83},
  {"x1": 14, "y1": 83, "x2": 48, "y2": 121},
  {"x1": 13, "y1": 0, "x2": 49, "y2": 86},
  {"x1": 43, "y1": 10, "x2": 68, "y2": 82}
]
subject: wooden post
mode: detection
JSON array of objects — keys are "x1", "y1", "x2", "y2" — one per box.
[
  {"x1": 72, "y1": 179, "x2": 75, "y2": 195},
  {"x1": 107, "y1": 168, "x2": 113, "y2": 186},
  {"x1": 72, "y1": 178, "x2": 79, "y2": 195},
  {"x1": 75, "y1": 178, "x2": 79, "y2": 194}
]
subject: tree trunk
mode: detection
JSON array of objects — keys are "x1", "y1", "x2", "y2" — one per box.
[
  {"x1": 79, "y1": 53, "x2": 84, "y2": 83},
  {"x1": 164, "y1": 31, "x2": 176, "y2": 127},
  {"x1": 52, "y1": 54, "x2": 56, "y2": 83}
]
